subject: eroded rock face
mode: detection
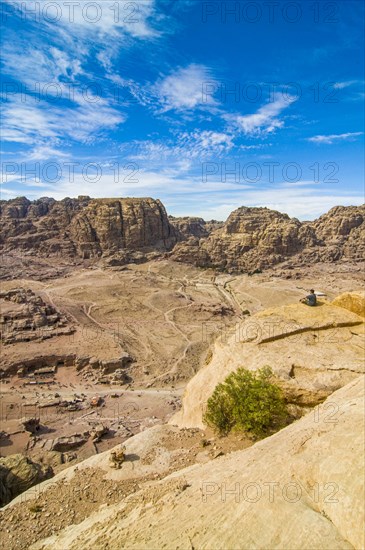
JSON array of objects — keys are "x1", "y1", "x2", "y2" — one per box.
[
  {"x1": 310, "y1": 205, "x2": 365, "y2": 262},
  {"x1": 0, "y1": 196, "x2": 177, "y2": 261},
  {"x1": 1, "y1": 198, "x2": 364, "y2": 272},
  {"x1": 171, "y1": 204, "x2": 365, "y2": 273},
  {"x1": 172, "y1": 295, "x2": 365, "y2": 429},
  {"x1": 69, "y1": 198, "x2": 177, "y2": 259},
  {"x1": 169, "y1": 216, "x2": 224, "y2": 240},
  {"x1": 0, "y1": 454, "x2": 52, "y2": 506}
]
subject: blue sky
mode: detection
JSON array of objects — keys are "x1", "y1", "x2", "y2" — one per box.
[{"x1": 1, "y1": 0, "x2": 364, "y2": 220}]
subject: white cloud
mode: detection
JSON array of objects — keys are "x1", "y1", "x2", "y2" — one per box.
[
  {"x1": 2, "y1": 95, "x2": 125, "y2": 146},
  {"x1": 26, "y1": 145, "x2": 70, "y2": 162},
  {"x1": 5, "y1": 170, "x2": 363, "y2": 222},
  {"x1": 124, "y1": 130, "x2": 234, "y2": 165},
  {"x1": 154, "y1": 64, "x2": 217, "y2": 112},
  {"x1": 6, "y1": 1, "x2": 158, "y2": 39},
  {"x1": 333, "y1": 80, "x2": 357, "y2": 89},
  {"x1": 308, "y1": 132, "x2": 363, "y2": 144},
  {"x1": 225, "y1": 93, "x2": 297, "y2": 136}
]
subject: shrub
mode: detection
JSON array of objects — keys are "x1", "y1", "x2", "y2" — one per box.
[{"x1": 203, "y1": 367, "x2": 288, "y2": 438}]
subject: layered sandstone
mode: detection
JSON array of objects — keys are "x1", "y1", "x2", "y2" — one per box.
[
  {"x1": 0, "y1": 196, "x2": 177, "y2": 261},
  {"x1": 1, "y1": 198, "x2": 364, "y2": 273},
  {"x1": 172, "y1": 294, "x2": 365, "y2": 429},
  {"x1": 171, "y1": 204, "x2": 365, "y2": 272}
]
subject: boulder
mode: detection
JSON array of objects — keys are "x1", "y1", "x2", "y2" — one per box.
[
  {"x1": 50, "y1": 433, "x2": 89, "y2": 452},
  {"x1": 332, "y1": 291, "x2": 365, "y2": 318},
  {"x1": 0, "y1": 454, "x2": 52, "y2": 506}
]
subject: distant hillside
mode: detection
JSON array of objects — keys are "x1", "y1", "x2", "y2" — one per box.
[{"x1": 1, "y1": 197, "x2": 364, "y2": 273}]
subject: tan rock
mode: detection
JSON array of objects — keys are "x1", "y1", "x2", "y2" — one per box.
[
  {"x1": 332, "y1": 291, "x2": 365, "y2": 318},
  {"x1": 0, "y1": 454, "x2": 52, "y2": 506},
  {"x1": 172, "y1": 299, "x2": 364, "y2": 429},
  {"x1": 30, "y1": 377, "x2": 365, "y2": 550}
]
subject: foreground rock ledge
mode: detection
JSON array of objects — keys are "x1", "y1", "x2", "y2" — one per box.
[
  {"x1": 20, "y1": 376, "x2": 365, "y2": 550},
  {"x1": 173, "y1": 296, "x2": 365, "y2": 429}
]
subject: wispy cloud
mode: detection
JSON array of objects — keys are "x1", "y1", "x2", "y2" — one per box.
[
  {"x1": 225, "y1": 93, "x2": 297, "y2": 137},
  {"x1": 308, "y1": 132, "x2": 363, "y2": 144},
  {"x1": 5, "y1": 1, "x2": 159, "y2": 39},
  {"x1": 154, "y1": 64, "x2": 217, "y2": 112},
  {"x1": 2, "y1": 95, "x2": 125, "y2": 146},
  {"x1": 333, "y1": 80, "x2": 358, "y2": 89},
  {"x1": 125, "y1": 130, "x2": 234, "y2": 162},
  {"x1": 1, "y1": 0, "x2": 162, "y2": 152}
]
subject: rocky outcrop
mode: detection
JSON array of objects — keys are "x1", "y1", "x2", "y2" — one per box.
[
  {"x1": 169, "y1": 216, "x2": 209, "y2": 239},
  {"x1": 0, "y1": 288, "x2": 74, "y2": 345},
  {"x1": 169, "y1": 216, "x2": 224, "y2": 239},
  {"x1": 171, "y1": 204, "x2": 365, "y2": 273},
  {"x1": 0, "y1": 196, "x2": 177, "y2": 261},
  {"x1": 172, "y1": 294, "x2": 365, "y2": 429},
  {"x1": 10, "y1": 376, "x2": 365, "y2": 550},
  {"x1": 0, "y1": 454, "x2": 52, "y2": 506},
  {"x1": 1, "y1": 198, "x2": 364, "y2": 273},
  {"x1": 332, "y1": 291, "x2": 365, "y2": 317},
  {"x1": 69, "y1": 198, "x2": 177, "y2": 259}
]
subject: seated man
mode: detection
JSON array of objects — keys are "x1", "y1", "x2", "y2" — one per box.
[{"x1": 300, "y1": 289, "x2": 317, "y2": 306}]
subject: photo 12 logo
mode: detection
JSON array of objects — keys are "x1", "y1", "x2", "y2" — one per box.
[
  {"x1": 201, "y1": 161, "x2": 339, "y2": 184},
  {"x1": 1, "y1": 1, "x2": 142, "y2": 24},
  {"x1": 202, "y1": 81, "x2": 342, "y2": 105},
  {"x1": 1, "y1": 161, "x2": 140, "y2": 184},
  {"x1": 201, "y1": 480, "x2": 340, "y2": 504},
  {"x1": 201, "y1": 2, "x2": 340, "y2": 24}
]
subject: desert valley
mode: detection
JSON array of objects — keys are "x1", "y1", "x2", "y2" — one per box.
[{"x1": 0, "y1": 196, "x2": 364, "y2": 549}]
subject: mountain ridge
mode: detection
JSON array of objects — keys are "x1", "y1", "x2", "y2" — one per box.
[{"x1": 1, "y1": 196, "x2": 364, "y2": 274}]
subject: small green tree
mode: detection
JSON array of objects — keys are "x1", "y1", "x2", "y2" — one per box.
[{"x1": 203, "y1": 367, "x2": 288, "y2": 438}]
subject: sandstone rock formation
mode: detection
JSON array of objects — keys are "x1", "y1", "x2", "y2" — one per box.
[
  {"x1": 332, "y1": 291, "x2": 365, "y2": 318},
  {"x1": 169, "y1": 216, "x2": 223, "y2": 239},
  {"x1": 172, "y1": 295, "x2": 365, "y2": 429},
  {"x1": 9, "y1": 376, "x2": 364, "y2": 550},
  {"x1": 1, "y1": 197, "x2": 363, "y2": 273},
  {"x1": 311, "y1": 205, "x2": 365, "y2": 262},
  {"x1": 0, "y1": 196, "x2": 177, "y2": 262},
  {"x1": 171, "y1": 204, "x2": 365, "y2": 273},
  {"x1": 0, "y1": 454, "x2": 52, "y2": 507}
]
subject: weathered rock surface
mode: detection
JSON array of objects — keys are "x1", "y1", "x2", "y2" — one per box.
[
  {"x1": 332, "y1": 291, "x2": 365, "y2": 318},
  {"x1": 169, "y1": 216, "x2": 223, "y2": 239},
  {"x1": 1, "y1": 198, "x2": 363, "y2": 273},
  {"x1": 0, "y1": 454, "x2": 52, "y2": 507},
  {"x1": 0, "y1": 196, "x2": 177, "y2": 262},
  {"x1": 171, "y1": 204, "x2": 365, "y2": 273},
  {"x1": 16, "y1": 376, "x2": 365, "y2": 550},
  {"x1": 172, "y1": 294, "x2": 365, "y2": 429},
  {"x1": 44, "y1": 433, "x2": 90, "y2": 452}
]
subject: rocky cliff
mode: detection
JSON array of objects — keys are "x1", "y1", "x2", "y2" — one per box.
[
  {"x1": 169, "y1": 216, "x2": 224, "y2": 239},
  {"x1": 0, "y1": 196, "x2": 177, "y2": 261},
  {"x1": 171, "y1": 204, "x2": 365, "y2": 272},
  {"x1": 1, "y1": 197, "x2": 363, "y2": 272},
  {"x1": 172, "y1": 293, "x2": 365, "y2": 430}
]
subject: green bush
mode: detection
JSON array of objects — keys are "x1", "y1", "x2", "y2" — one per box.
[{"x1": 203, "y1": 367, "x2": 288, "y2": 438}]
